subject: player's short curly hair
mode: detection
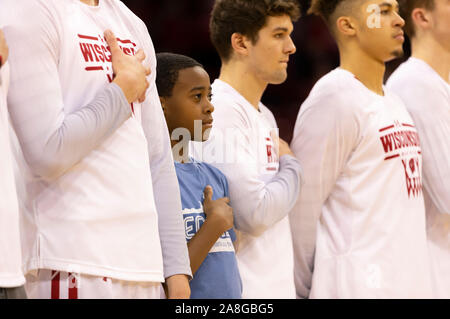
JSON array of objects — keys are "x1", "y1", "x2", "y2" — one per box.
[
  {"x1": 210, "y1": 0, "x2": 301, "y2": 62},
  {"x1": 398, "y1": 0, "x2": 435, "y2": 38},
  {"x1": 156, "y1": 53, "x2": 203, "y2": 98}
]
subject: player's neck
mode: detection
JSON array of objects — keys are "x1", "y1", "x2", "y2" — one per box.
[
  {"x1": 218, "y1": 61, "x2": 267, "y2": 111},
  {"x1": 79, "y1": 0, "x2": 99, "y2": 6},
  {"x1": 339, "y1": 45, "x2": 386, "y2": 96},
  {"x1": 411, "y1": 36, "x2": 450, "y2": 84},
  {"x1": 171, "y1": 138, "x2": 190, "y2": 164}
]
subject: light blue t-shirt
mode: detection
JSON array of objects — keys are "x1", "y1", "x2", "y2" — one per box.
[{"x1": 175, "y1": 159, "x2": 242, "y2": 299}]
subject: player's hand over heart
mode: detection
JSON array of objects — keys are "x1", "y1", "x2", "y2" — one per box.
[
  {"x1": 104, "y1": 29, "x2": 150, "y2": 104},
  {"x1": 271, "y1": 131, "x2": 294, "y2": 158},
  {"x1": 0, "y1": 29, "x2": 9, "y2": 67}
]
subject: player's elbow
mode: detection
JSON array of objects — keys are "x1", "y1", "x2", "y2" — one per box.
[
  {"x1": 27, "y1": 155, "x2": 69, "y2": 181},
  {"x1": 234, "y1": 214, "x2": 272, "y2": 237},
  {"x1": 440, "y1": 199, "x2": 450, "y2": 215},
  {"x1": 431, "y1": 190, "x2": 450, "y2": 215},
  {"x1": 233, "y1": 194, "x2": 291, "y2": 237}
]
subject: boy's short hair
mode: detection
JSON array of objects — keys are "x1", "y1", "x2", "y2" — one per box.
[
  {"x1": 398, "y1": 0, "x2": 435, "y2": 38},
  {"x1": 210, "y1": 0, "x2": 301, "y2": 62},
  {"x1": 156, "y1": 53, "x2": 203, "y2": 98}
]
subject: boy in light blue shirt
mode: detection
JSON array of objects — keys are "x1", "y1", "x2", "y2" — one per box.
[{"x1": 156, "y1": 52, "x2": 242, "y2": 299}]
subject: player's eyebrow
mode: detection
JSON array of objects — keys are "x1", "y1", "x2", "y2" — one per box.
[
  {"x1": 189, "y1": 86, "x2": 207, "y2": 92},
  {"x1": 272, "y1": 27, "x2": 289, "y2": 33},
  {"x1": 379, "y1": 2, "x2": 399, "y2": 10}
]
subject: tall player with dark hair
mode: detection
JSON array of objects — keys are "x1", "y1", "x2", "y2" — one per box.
[
  {"x1": 387, "y1": 0, "x2": 450, "y2": 298},
  {"x1": 203, "y1": 0, "x2": 303, "y2": 298},
  {"x1": 1, "y1": 0, "x2": 191, "y2": 299},
  {"x1": 290, "y1": 0, "x2": 433, "y2": 298}
]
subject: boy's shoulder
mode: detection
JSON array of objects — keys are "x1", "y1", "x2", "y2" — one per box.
[
  {"x1": 174, "y1": 160, "x2": 228, "y2": 185},
  {"x1": 197, "y1": 161, "x2": 228, "y2": 184}
]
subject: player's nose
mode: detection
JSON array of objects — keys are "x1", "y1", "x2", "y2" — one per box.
[
  {"x1": 203, "y1": 99, "x2": 214, "y2": 114},
  {"x1": 285, "y1": 36, "x2": 296, "y2": 55},
  {"x1": 393, "y1": 10, "x2": 405, "y2": 28}
]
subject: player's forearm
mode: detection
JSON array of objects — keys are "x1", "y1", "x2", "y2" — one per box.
[
  {"x1": 155, "y1": 180, "x2": 192, "y2": 279},
  {"x1": 290, "y1": 197, "x2": 321, "y2": 299},
  {"x1": 187, "y1": 219, "x2": 225, "y2": 275},
  {"x1": 24, "y1": 83, "x2": 131, "y2": 180},
  {"x1": 140, "y1": 89, "x2": 192, "y2": 279},
  {"x1": 233, "y1": 155, "x2": 303, "y2": 236},
  {"x1": 151, "y1": 143, "x2": 192, "y2": 279},
  {"x1": 163, "y1": 274, "x2": 191, "y2": 299}
]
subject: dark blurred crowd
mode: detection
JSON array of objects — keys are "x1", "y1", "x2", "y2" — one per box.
[{"x1": 122, "y1": 0, "x2": 410, "y2": 142}]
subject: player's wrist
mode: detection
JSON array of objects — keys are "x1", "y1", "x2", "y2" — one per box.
[
  {"x1": 165, "y1": 274, "x2": 190, "y2": 299},
  {"x1": 203, "y1": 215, "x2": 229, "y2": 236},
  {"x1": 280, "y1": 151, "x2": 295, "y2": 159},
  {"x1": 113, "y1": 74, "x2": 136, "y2": 104}
]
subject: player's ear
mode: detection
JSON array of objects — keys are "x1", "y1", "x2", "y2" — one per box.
[
  {"x1": 336, "y1": 16, "x2": 357, "y2": 37},
  {"x1": 411, "y1": 8, "x2": 430, "y2": 32},
  {"x1": 230, "y1": 32, "x2": 249, "y2": 58}
]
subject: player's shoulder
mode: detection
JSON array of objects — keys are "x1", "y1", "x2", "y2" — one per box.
[
  {"x1": 258, "y1": 103, "x2": 277, "y2": 126},
  {"x1": 199, "y1": 161, "x2": 228, "y2": 186},
  {"x1": 211, "y1": 80, "x2": 240, "y2": 108},
  {"x1": 0, "y1": 0, "x2": 61, "y2": 33},
  {"x1": 387, "y1": 58, "x2": 448, "y2": 113},
  {"x1": 388, "y1": 58, "x2": 441, "y2": 92},
  {"x1": 109, "y1": 0, "x2": 142, "y2": 20},
  {"x1": 313, "y1": 68, "x2": 366, "y2": 96},
  {"x1": 1, "y1": 0, "x2": 54, "y2": 16},
  {"x1": 198, "y1": 161, "x2": 227, "y2": 179},
  {"x1": 259, "y1": 103, "x2": 274, "y2": 117},
  {"x1": 211, "y1": 80, "x2": 251, "y2": 126},
  {"x1": 302, "y1": 68, "x2": 368, "y2": 114},
  {"x1": 108, "y1": 0, "x2": 147, "y2": 28}
]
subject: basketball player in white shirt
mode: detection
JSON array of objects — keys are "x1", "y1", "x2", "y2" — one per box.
[
  {"x1": 387, "y1": 0, "x2": 450, "y2": 298},
  {"x1": 199, "y1": 0, "x2": 303, "y2": 298},
  {"x1": 0, "y1": 29, "x2": 27, "y2": 300},
  {"x1": 290, "y1": 0, "x2": 433, "y2": 298},
  {"x1": 1, "y1": 0, "x2": 191, "y2": 298}
]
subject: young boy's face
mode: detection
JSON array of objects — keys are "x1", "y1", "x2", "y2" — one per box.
[
  {"x1": 162, "y1": 66, "x2": 214, "y2": 142},
  {"x1": 355, "y1": 0, "x2": 405, "y2": 62}
]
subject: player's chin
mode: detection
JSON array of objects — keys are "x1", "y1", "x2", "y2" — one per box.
[
  {"x1": 269, "y1": 70, "x2": 288, "y2": 85},
  {"x1": 386, "y1": 47, "x2": 404, "y2": 62}
]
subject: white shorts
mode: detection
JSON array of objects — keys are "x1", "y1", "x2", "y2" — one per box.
[{"x1": 25, "y1": 270, "x2": 162, "y2": 299}]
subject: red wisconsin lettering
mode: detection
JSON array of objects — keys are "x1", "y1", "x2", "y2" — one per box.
[
  {"x1": 79, "y1": 43, "x2": 94, "y2": 62},
  {"x1": 267, "y1": 145, "x2": 274, "y2": 163},
  {"x1": 394, "y1": 132, "x2": 402, "y2": 150},
  {"x1": 94, "y1": 44, "x2": 105, "y2": 62},
  {"x1": 88, "y1": 43, "x2": 100, "y2": 62},
  {"x1": 380, "y1": 135, "x2": 394, "y2": 153},
  {"x1": 102, "y1": 45, "x2": 112, "y2": 62}
]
